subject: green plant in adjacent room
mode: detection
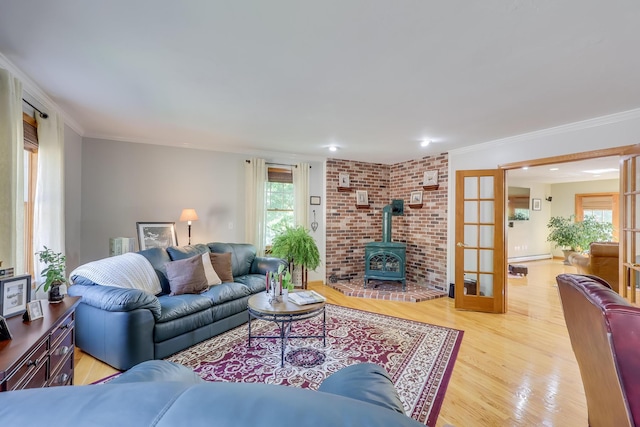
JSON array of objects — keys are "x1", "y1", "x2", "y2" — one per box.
[
  {"x1": 546, "y1": 216, "x2": 581, "y2": 251},
  {"x1": 547, "y1": 215, "x2": 613, "y2": 252}
]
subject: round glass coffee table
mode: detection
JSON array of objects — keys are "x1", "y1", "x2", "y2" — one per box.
[{"x1": 247, "y1": 291, "x2": 326, "y2": 367}]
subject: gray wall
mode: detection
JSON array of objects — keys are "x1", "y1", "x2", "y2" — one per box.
[
  {"x1": 64, "y1": 124, "x2": 83, "y2": 273},
  {"x1": 79, "y1": 138, "x2": 326, "y2": 280}
]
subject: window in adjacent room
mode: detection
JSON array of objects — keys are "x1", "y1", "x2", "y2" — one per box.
[
  {"x1": 265, "y1": 167, "x2": 294, "y2": 249},
  {"x1": 575, "y1": 192, "x2": 619, "y2": 241},
  {"x1": 23, "y1": 113, "x2": 38, "y2": 276}
]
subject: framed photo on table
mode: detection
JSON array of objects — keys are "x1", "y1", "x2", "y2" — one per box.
[
  {"x1": 136, "y1": 222, "x2": 178, "y2": 250},
  {"x1": 26, "y1": 300, "x2": 44, "y2": 321},
  {"x1": 0, "y1": 275, "x2": 31, "y2": 319}
]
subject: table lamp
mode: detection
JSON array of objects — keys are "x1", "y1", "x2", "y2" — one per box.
[{"x1": 179, "y1": 208, "x2": 199, "y2": 245}]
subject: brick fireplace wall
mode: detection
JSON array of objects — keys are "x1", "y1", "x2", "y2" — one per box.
[{"x1": 325, "y1": 154, "x2": 448, "y2": 288}]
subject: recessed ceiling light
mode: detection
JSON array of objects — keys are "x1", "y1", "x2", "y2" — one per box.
[
  {"x1": 328, "y1": 146, "x2": 338, "y2": 152},
  {"x1": 549, "y1": 167, "x2": 559, "y2": 171},
  {"x1": 583, "y1": 168, "x2": 618, "y2": 174},
  {"x1": 522, "y1": 167, "x2": 528, "y2": 170},
  {"x1": 420, "y1": 139, "x2": 431, "y2": 147}
]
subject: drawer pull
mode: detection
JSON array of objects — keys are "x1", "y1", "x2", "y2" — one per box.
[
  {"x1": 60, "y1": 324, "x2": 70, "y2": 330},
  {"x1": 55, "y1": 373, "x2": 69, "y2": 385},
  {"x1": 27, "y1": 358, "x2": 40, "y2": 367},
  {"x1": 57, "y1": 346, "x2": 70, "y2": 356}
]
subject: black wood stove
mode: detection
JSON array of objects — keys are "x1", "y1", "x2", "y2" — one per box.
[{"x1": 364, "y1": 203, "x2": 406, "y2": 291}]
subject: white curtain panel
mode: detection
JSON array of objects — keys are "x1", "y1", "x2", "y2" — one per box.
[
  {"x1": 33, "y1": 111, "x2": 65, "y2": 294},
  {"x1": 244, "y1": 158, "x2": 266, "y2": 256},
  {"x1": 0, "y1": 68, "x2": 24, "y2": 273},
  {"x1": 293, "y1": 162, "x2": 309, "y2": 228}
]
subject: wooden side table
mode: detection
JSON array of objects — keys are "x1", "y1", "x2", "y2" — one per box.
[{"x1": 0, "y1": 296, "x2": 81, "y2": 391}]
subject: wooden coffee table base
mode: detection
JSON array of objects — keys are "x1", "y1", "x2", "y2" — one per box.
[{"x1": 247, "y1": 292, "x2": 326, "y2": 367}]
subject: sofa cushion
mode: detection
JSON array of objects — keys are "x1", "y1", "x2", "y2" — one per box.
[
  {"x1": 167, "y1": 244, "x2": 210, "y2": 261},
  {"x1": 201, "y1": 253, "x2": 222, "y2": 286},
  {"x1": 200, "y1": 282, "x2": 251, "y2": 305},
  {"x1": 208, "y1": 242, "x2": 256, "y2": 277},
  {"x1": 234, "y1": 274, "x2": 269, "y2": 294},
  {"x1": 154, "y1": 306, "x2": 215, "y2": 343},
  {"x1": 165, "y1": 255, "x2": 208, "y2": 296},
  {"x1": 209, "y1": 252, "x2": 234, "y2": 282},
  {"x1": 156, "y1": 294, "x2": 214, "y2": 323}
]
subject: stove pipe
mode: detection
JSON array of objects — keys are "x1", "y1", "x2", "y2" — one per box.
[{"x1": 382, "y1": 204, "x2": 392, "y2": 243}]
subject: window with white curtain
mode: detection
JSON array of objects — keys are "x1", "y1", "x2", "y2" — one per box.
[
  {"x1": 23, "y1": 113, "x2": 38, "y2": 275},
  {"x1": 265, "y1": 167, "x2": 294, "y2": 247}
]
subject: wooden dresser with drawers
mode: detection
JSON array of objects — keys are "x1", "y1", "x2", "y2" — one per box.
[{"x1": 0, "y1": 296, "x2": 80, "y2": 391}]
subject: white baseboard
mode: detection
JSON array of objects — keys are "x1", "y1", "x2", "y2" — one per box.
[{"x1": 507, "y1": 254, "x2": 553, "y2": 263}]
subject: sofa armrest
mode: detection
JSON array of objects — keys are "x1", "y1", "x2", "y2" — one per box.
[
  {"x1": 318, "y1": 363, "x2": 405, "y2": 414},
  {"x1": 250, "y1": 256, "x2": 288, "y2": 275},
  {"x1": 68, "y1": 283, "x2": 161, "y2": 320}
]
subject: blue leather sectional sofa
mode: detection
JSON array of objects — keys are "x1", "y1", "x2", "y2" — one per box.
[
  {"x1": 0, "y1": 360, "x2": 425, "y2": 426},
  {"x1": 68, "y1": 242, "x2": 286, "y2": 370}
]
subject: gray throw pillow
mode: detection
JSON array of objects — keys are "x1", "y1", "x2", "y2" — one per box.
[{"x1": 165, "y1": 255, "x2": 209, "y2": 296}]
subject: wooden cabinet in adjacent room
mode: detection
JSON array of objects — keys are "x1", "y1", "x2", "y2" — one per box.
[{"x1": 0, "y1": 296, "x2": 80, "y2": 391}]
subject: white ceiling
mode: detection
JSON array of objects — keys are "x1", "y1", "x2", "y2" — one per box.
[
  {"x1": 507, "y1": 156, "x2": 620, "y2": 183},
  {"x1": 1, "y1": 1, "x2": 640, "y2": 164}
]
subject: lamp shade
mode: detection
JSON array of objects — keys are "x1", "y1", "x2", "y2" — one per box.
[{"x1": 179, "y1": 208, "x2": 199, "y2": 222}]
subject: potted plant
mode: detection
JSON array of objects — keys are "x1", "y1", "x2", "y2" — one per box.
[
  {"x1": 270, "y1": 225, "x2": 320, "y2": 288},
  {"x1": 547, "y1": 216, "x2": 613, "y2": 264},
  {"x1": 35, "y1": 246, "x2": 66, "y2": 303}
]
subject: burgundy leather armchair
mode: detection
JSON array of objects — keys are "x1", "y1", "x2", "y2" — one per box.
[{"x1": 556, "y1": 274, "x2": 640, "y2": 426}]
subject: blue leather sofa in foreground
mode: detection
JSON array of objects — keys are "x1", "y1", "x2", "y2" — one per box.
[
  {"x1": 0, "y1": 361, "x2": 426, "y2": 427},
  {"x1": 68, "y1": 242, "x2": 286, "y2": 370}
]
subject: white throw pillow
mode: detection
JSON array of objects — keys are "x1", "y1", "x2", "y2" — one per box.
[{"x1": 201, "y1": 252, "x2": 222, "y2": 286}]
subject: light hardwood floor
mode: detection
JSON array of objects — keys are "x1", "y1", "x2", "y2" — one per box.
[{"x1": 76, "y1": 260, "x2": 591, "y2": 426}]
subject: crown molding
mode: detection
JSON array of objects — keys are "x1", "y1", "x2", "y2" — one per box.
[
  {"x1": 84, "y1": 131, "x2": 329, "y2": 163},
  {"x1": 450, "y1": 108, "x2": 640, "y2": 155},
  {"x1": 0, "y1": 52, "x2": 84, "y2": 136}
]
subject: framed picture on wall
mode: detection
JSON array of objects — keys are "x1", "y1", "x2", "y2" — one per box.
[
  {"x1": 136, "y1": 222, "x2": 178, "y2": 250},
  {"x1": 356, "y1": 190, "x2": 368, "y2": 206},
  {"x1": 410, "y1": 190, "x2": 423, "y2": 204},
  {"x1": 532, "y1": 198, "x2": 542, "y2": 211},
  {"x1": 0, "y1": 275, "x2": 31, "y2": 319},
  {"x1": 338, "y1": 173, "x2": 350, "y2": 188}
]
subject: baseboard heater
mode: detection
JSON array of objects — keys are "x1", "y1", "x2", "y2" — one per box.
[{"x1": 507, "y1": 253, "x2": 552, "y2": 263}]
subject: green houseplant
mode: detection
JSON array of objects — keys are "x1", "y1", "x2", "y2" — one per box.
[
  {"x1": 547, "y1": 215, "x2": 614, "y2": 263},
  {"x1": 270, "y1": 226, "x2": 320, "y2": 288},
  {"x1": 35, "y1": 246, "x2": 66, "y2": 303}
]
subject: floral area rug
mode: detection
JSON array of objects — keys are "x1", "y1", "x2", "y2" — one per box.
[{"x1": 165, "y1": 304, "x2": 463, "y2": 426}]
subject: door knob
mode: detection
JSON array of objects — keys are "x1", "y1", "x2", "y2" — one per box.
[{"x1": 456, "y1": 242, "x2": 468, "y2": 247}]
